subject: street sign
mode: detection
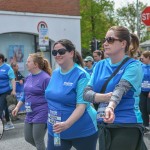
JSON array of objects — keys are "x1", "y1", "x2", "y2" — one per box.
[
  {"x1": 141, "y1": 6, "x2": 150, "y2": 26},
  {"x1": 39, "y1": 28, "x2": 49, "y2": 46}
]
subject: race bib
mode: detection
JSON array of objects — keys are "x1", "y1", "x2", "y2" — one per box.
[
  {"x1": 48, "y1": 110, "x2": 61, "y2": 125},
  {"x1": 25, "y1": 102, "x2": 32, "y2": 113},
  {"x1": 97, "y1": 102, "x2": 108, "y2": 119}
]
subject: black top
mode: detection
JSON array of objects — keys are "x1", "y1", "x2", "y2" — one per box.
[{"x1": 15, "y1": 71, "x2": 24, "y2": 81}]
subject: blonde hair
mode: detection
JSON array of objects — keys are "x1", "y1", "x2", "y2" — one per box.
[{"x1": 29, "y1": 53, "x2": 52, "y2": 75}]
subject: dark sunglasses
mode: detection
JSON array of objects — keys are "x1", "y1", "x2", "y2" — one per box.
[
  {"x1": 52, "y1": 48, "x2": 68, "y2": 56},
  {"x1": 103, "y1": 37, "x2": 122, "y2": 44}
]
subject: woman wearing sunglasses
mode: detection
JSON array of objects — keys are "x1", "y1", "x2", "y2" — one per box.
[
  {"x1": 84, "y1": 26, "x2": 147, "y2": 150},
  {"x1": 45, "y1": 39, "x2": 112, "y2": 150}
]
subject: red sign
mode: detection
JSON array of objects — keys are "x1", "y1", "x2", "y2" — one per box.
[
  {"x1": 141, "y1": 6, "x2": 150, "y2": 26},
  {"x1": 37, "y1": 21, "x2": 48, "y2": 32}
]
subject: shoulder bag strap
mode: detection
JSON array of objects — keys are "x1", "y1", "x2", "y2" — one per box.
[{"x1": 100, "y1": 57, "x2": 131, "y2": 93}]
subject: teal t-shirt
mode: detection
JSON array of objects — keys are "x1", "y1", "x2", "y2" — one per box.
[{"x1": 88, "y1": 57, "x2": 143, "y2": 123}]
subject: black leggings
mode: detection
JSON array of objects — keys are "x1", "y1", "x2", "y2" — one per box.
[
  {"x1": 139, "y1": 92, "x2": 150, "y2": 127},
  {"x1": 109, "y1": 128, "x2": 140, "y2": 150}
]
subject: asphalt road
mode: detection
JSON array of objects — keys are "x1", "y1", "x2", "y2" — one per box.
[{"x1": 0, "y1": 114, "x2": 150, "y2": 150}]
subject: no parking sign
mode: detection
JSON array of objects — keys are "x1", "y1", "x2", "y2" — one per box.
[{"x1": 37, "y1": 21, "x2": 49, "y2": 46}]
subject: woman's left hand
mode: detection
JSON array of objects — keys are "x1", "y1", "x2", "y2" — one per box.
[
  {"x1": 53, "y1": 121, "x2": 69, "y2": 133},
  {"x1": 103, "y1": 107, "x2": 115, "y2": 123}
]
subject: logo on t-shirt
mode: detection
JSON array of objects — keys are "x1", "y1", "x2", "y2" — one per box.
[
  {"x1": 0, "y1": 69, "x2": 6, "y2": 72},
  {"x1": 63, "y1": 82, "x2": 73, "y2": 86}
]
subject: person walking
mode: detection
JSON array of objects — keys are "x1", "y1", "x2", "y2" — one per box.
[
  {"x1": 0, "y1": 53, "x2": 15, "y2": 130},
  {"x1": 12, "y1": 53, "x2": 52, "y2": 150},
  {"x1": 139, "y1": 50, "x2": 150, "y2": 133},
  {"x1": 11, "y1": 62, "x2": 24, "y2": 84},
  {"x1": 10, "y1": 62, "x2": 25, "y2": 118},
  {"x1": 84, "y1": 26, "x2": 147, "y2": 150},
  {"x1": 93, "y1": 50, "x2": 104, "y2": 62},
  {"x1": 45, "y1": 39, "x2": 112, "y2": 150},
  {"x1": 84, "y1": 56, "x2": 94, "y2": 76}
]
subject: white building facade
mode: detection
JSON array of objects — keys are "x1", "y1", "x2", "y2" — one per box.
[{"x1": 0, "y1": 11, "x2": 81, "y2": 76}]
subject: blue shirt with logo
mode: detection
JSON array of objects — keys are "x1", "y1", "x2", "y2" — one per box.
[
  {"x1": 45, "y1": 63, "x2": 98, "y2": 139},
  {"x1": 0, "y1": 63, "x2": 15, "y2": 94},
  {"x1": 88, "y1": 57, "x2": 143, "y2": 124}
]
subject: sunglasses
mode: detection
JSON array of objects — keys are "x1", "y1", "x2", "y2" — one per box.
[
  {"x1": 52, "y1": 48, "x2": 68, "y2": 56},
  {"x1": 103, "y1": 37, "x2": 122, "y2": 44}
]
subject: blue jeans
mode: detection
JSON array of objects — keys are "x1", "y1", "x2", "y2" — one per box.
[
  {"x1": 47, "y1": 131, "x2": 98, "y2": 150},
  {"x1": 0, "y1": 91, "x2": 11, "y2": 121}
]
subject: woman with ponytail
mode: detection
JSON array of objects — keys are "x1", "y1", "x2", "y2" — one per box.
[
  {"x1": 12, "y1": 53, "x2": 51, "y2": 150},
  {"x1": 83, "y1": 26, "x2": 147, "y2": 150}
]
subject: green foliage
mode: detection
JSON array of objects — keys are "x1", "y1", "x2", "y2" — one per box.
[
  {"x1": 116, "y1": 2, "x2": 148, "y2": 41},
  {"x1": 80, "y1": 0, "x2": 117, "y2": 57}
]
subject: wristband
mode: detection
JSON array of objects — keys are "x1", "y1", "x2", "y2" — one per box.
[{"x1": 106, "y1": 106, "x2": 114, "y2": 111}]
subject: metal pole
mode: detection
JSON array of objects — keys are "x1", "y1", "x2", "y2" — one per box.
[{"x1": 136, "y1": 0, "x2": 140, "y2": 38}]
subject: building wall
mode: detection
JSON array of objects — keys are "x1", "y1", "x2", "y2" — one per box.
[
  {"x1": 0, "y1": 0, "x2": 81, "y2": 75},
  {"x1": 0, "y1": 0, "x2": 80, "y2": 16},
  {"x1": 0, "y1": 11, "x2": 81, "y2": 74}
]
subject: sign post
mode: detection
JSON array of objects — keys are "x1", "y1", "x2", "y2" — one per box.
[
  {"x1": 37, "y1": 21, "x2": 49, "y2": 51},
  {"x1": 141, "y1": 6, "x2": 150, "y2": 26}
]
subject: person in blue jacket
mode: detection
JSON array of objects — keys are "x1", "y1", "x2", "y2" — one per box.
[
  {"x1": 84, "y1": 56, "x2": 94, "y2": 76},
  {"x1": 84, "y1": 26, "x2": 147, "y2": 150},
  {"x1": 140, "y1": 50, "x2": 150, "y2": 133},
  {"x1": 0, "y1": 53, "x2": 16, "y2": 130},
  {"x1": 45, "y1": 39, "x2": 112, "y2": 150}
]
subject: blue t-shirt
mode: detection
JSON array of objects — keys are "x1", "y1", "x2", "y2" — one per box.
[
  {"x1": 84, "y1": 66, "x2": 94, "y2": 76},
  {"x1": 88, "y1": 57, "x2": 143, "y2": 124},
  {"x1": 141, "y1": 63, "x2": 150, "y2": 92},
  {"x1": 0, "y1": 63, "x2": 15, "y2": 94},
  {"x1": 45, "y1": 63, "x2": 98, "y2": 139}
]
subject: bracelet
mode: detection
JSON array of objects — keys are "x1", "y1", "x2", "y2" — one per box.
[{"x1": 106, "y1": 106, "x2": 114, "y2": 112}]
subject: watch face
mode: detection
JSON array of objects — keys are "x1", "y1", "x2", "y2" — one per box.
[{"x1": 0, "y1": 119, "x2": 4, "y2": 140}]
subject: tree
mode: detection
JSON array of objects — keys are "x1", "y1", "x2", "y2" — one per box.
[
  {"x1": 80, "y1": 0, "x2": 117, "y2": 57},
  {"x1": 116, "y1": 2, "x2": 147, "y2": 41}
]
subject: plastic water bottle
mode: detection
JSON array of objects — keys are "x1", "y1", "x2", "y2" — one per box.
[{"x1": 54, "y1": 133, "x2": 61, "y2": 146}]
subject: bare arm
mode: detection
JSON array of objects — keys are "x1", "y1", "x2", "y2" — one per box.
[
  {"x1": 12, "y1": 101, "x2": 24, "y2": 116},
  {"x1": 11, "y1": 79, "x2": 16, "y2": 96}
]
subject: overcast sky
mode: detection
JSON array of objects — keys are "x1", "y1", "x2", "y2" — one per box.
[{"x1": 113, "y1": 0, "x2": 150, "y2": 9}]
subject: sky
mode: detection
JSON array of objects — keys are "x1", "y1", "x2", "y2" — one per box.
[{"x1": 113, "y1": 0, "x2": 150, "y2": 9}]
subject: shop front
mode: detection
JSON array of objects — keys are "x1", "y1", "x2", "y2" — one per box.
[{"x1": 0, "y1": 11, "x2": 81, "y2": 76}]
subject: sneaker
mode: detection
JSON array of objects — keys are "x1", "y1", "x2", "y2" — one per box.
[
  {"x1": 4, "y1": 122, "x2": 15, "y2": 131},
  {"x1": 144, "y1": 126, "x2": 150, "y2": 134}
]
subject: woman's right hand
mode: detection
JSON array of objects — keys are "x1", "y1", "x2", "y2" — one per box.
[{"x1": 12, "y1": 107, "x2": 19, "y2": 116}]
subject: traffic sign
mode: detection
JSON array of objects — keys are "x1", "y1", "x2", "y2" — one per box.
[{"x1": 141, "y1": 6, "x2": 150, "y2": 26}]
